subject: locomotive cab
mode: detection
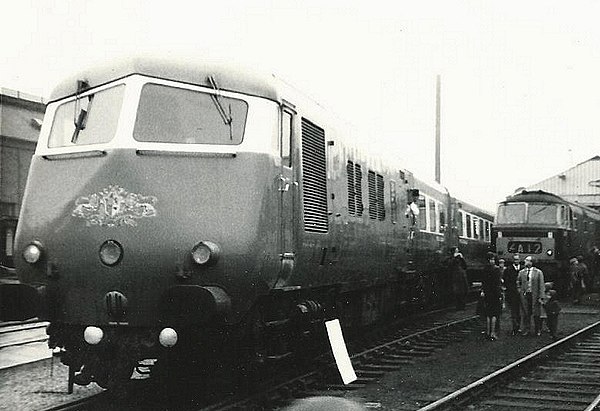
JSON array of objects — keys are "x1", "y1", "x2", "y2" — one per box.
[
  {"x1": 11, "y1": 61, "x2": 297, "y2": 388},
  {"x1": 493, "y1": 190, "x2": 600, "y2": 294}
]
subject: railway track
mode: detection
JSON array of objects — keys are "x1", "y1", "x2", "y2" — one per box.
[
  {"x1": 417, "y1": 320, "x2": 600, "y2": 411},
  {"x1": 202, "y1": 314, "x2": 481, "y2": 410},
  {"x1": 35, "y1": 310, "x2": 480, "y2": 411}
]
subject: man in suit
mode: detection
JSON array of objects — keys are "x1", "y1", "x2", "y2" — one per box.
[
  {"x1": 517, "y1": 255, "x2": 546, "y2": 336},
  {"x1": 504, "y1": 254, "x2": 522, "y2": 336}
]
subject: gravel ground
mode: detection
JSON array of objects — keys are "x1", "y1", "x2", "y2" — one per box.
[
  {"x1": 2, "y1": 296, "x2": 599, "y2": 411},
  {"x1": 0, "y1": 356, "x2": 103, "y2": 411},
  {"x1": 341, "y1": 294, "x2": 600, "y2": 410}
]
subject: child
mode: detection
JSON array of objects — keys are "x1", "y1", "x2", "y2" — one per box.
[
  {"x1": 540, "y1": 283, "x2": 552, "y2": 333},
  {"x1": 545, "y1": 289, "x2": 561, "y2": 340}
]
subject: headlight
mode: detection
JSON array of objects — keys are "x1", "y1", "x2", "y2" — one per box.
[
  {"x1": 99, "y1": 240, "x2": 123, "y2": 266},
  {"x1": 191, "y1": 241, "x2": 220, "y2": 265},
  {"x1": 547, "y1": 249, "x2": 554, "y2": 256},
  {"x1": 158, "y1": 327, "x2": 178, "y2": 347},
  {"x1": 83, "y1": 326, "x2": 104, "y2": 345},
  {"x1": 23, "y1": 242, "x2": 43, "y2": 264}
]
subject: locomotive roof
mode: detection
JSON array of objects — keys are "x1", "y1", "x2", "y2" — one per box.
[
  {"x1": 503, "y1": 190, "x2": 600, "y2": 214},
  {"x1": 503, "y1": 190, "x2": 568, "y2": 205},
  {"x1": 49, "y1": 56, "x2": 283, "y2": 103}
]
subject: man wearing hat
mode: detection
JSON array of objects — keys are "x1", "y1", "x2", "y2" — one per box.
[
  {"x1": 517, "y1": 256, "x2": 546, "y2": 336},
  {"x1": 504, "y1": 254, "x2": 522, "y2": 336}
]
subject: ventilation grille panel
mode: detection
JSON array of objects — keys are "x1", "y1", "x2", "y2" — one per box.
[{"x1": 301, "y1": 118, "x2": 328, "y2": 233}]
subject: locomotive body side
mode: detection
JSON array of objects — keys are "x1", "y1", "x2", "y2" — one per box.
[{"x1": 5, "y1": 57, "x2": 495, "y2": 390}]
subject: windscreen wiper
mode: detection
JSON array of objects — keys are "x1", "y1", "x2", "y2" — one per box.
[
  {"x1": 71, "y1": 93, "x2": 93, "y2": 144},
  {"x1": 207, "y1": 75, "x2": 233, "y2": 139}
]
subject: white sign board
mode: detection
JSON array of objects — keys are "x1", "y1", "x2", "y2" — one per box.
[{"x1": 325, "y1": 319, "x2": 357, "y2": 384}]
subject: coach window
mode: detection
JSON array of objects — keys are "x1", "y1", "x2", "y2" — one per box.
[
  {"x1": 457, "y1": 210, "x2": 464, "y2": 237},
  {"x1": 439, "y1": 208, "x2": 446, "y2": 232},
  {"x1": 390, "y1": 180, "x2": 398, "y2": 224},
  {"x1": 281, "y1": 110, "x2": 292, "y2": 167},
  {"x1": 485, "y1": 221, "x2": 490, "y2": 241},
  {"x1": 418, "y1": 196, "x2": 427, "y2": 231},
  {"x1": 429, "y1": 199, "x2": 437, "y2": 232},
  {"x1": 5, "y1": 227, "x2": 13, "y2": 260},
  {"x1": 466, "y1": 214, "x2": 472, "y2": 238}
]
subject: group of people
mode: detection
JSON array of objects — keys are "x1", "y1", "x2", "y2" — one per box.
[
  {"x1": 447, "y1": 248, "x2": 561, "y2": 341},
  {"x1": 495, "y1": 254, "x2": 560, "y2": 340}
]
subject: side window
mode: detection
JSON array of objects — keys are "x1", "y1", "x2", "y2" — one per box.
[
  {"x1": 457, "y1": 210, "x2": 464, "y2": 237},
  {"x1": 439, "y1": 208, "x2": 446, "y2": 232},
  {"x1": 466, "y1": 214, "x2": 472, "y2": 238},
  {"x1": 281, "y1": 111, "x2": 292, "y2": 167},
  {"x1": 474, "y1": 218, "x2": 480, "y2": 239},
  {"x1": 5, "y1": 227, "x2": 13, "y2": 258},
  {"x1": 390, "y1": 180, "x2": 398, "y2": 224},
  {"x1": 418, "y1": 195, "x2": 427, "y2": 231},
  {"x1": 429, "y1": 199, "x2": 437, "y2": 233}
]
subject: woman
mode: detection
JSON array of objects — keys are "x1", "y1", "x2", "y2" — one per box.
[
  {"x1": 447, "y1": 247, "x2": 468, "y2": 310},
  {"x1": 481, "y1": 252, "x2": 503, "y2": 340}
]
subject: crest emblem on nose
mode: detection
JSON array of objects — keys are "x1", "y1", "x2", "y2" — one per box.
[{"x1": 72, "y1": 185, "x2": 157, "y2": 227}]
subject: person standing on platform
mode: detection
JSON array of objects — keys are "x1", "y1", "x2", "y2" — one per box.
[
  {"x1": 503, "y1": 254, "x2": 522, "y2": 336},
  {"x1": 481, "y1": 252, "x2": 503, "y2": 340},
  {"x1": 569, "y1": 257, "x2": 584, "y2": 304},
  {"x1": 448, "y1": 247, "x2": 468, "y2": 310},
  {"x1": 578, "y1": 255, "x2": 590, "y2": 297},
  {"x1": 544, "y1": 289, "x2": 561, "y2": 340},
  {"x1": 590, "y1": 246, "x2": 600, "y2": 293},
  {"x1": 517, "y1": 255, "x2": 546, "y2": 336}
]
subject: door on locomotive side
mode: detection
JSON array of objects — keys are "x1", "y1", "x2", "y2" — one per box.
[{"x1": 277, "y1": 102, "x2": 297, "y2": 285}]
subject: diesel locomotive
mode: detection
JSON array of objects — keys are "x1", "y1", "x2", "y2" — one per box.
[
  {"x1": 493, "y1": 190, "x2": 600, "y2": 293},
  {"x1": 3, "y1": 57, "x2": 493, "y2": 389}
]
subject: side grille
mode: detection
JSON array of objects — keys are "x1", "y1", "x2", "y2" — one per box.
[
  {"x1": 368, "y1": 171, "x2": 385, "y2": 220},
  {"x1": 105, "y1": 291, "x2": 128, "y2": 320},
  {"x1": 347, "y1": 161, "x2": 364, "y2": 216},
  {"x1": 301, "y1": 118, "x2": 328, "y2": 233}
]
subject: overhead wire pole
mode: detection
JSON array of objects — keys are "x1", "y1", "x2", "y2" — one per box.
[{"x1": 435, "y1": 74, "x2": 441, "y2": 184}]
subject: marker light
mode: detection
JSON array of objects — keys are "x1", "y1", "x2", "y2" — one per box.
[
  {"x1": 191, "y1": 241, "x2": 220, "y2": 265},
  {"x1": 99, "y1": 240, "x2": 123, "y2": 266},
  {"x1": 158, "y1": 327, "x2": 178, "y2": 347},
  {"x1": 84, "y1": 326, "x2": 104, "y2": 345},
  {"x1": 547, "y1": 249, "x2": 554, "y2": 256},
  {"x1": 23, "y1": 242, "x2": 43, "y2": 264}
]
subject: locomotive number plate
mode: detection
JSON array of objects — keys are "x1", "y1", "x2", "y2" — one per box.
[{"x1": 507, "y1": 241, "x2": 542, "y2": 254}]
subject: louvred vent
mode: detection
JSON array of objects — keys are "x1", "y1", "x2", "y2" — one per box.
[
  {"x1": 368, "y1": 171, "x2": 385, "y2": 220},
  {"x1": 301, "y1": 118, "x2": 328, "y2": 233},
  {"x1": 347, "y1": 161, "x2": 363, "y2": 216}
]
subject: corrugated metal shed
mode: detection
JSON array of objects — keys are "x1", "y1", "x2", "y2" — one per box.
[{"x1": 526, "y1": 156, "x2": 600, "y2": 210}]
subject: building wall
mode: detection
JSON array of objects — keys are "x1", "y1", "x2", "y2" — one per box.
[
  {"x1": 526, "y1": 156, "x2": 600, "y2": 211},
  {"x1": 0, "y1": 89, "x2": 45, "y2": 269}
]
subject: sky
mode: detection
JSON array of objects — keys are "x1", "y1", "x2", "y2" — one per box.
[{"x1": 2, "y1": 0, "x2": 600, "y2": 212}]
